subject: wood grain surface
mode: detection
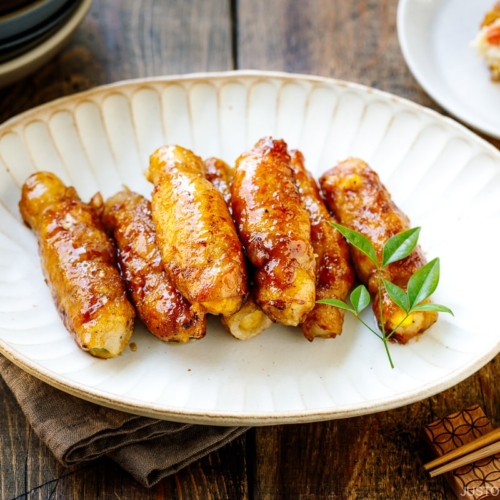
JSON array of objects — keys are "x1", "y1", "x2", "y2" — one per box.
[{"x1": 1, "y1": 0, "x2": 500, "y2": 499}]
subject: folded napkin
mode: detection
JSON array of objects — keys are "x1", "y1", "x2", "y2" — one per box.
[{"x1": 0, "y1": 355, "x2": 248, "y2": 487}]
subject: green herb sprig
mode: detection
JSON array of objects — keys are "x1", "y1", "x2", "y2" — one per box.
[{"x1": 317, "y1": 223, "x2": 453, "y2": 368}]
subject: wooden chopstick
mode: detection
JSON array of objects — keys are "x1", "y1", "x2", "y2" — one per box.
[
  {"x1": 424, "y1": 426, "x2": 500, "y2": 474},
  {"x1": 429, "y1": 441, "x2": 500, "y2": 477}
]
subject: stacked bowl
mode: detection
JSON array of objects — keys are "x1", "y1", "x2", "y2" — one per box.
[{"x1": 0, "y1": 0, "x2": 92, "y2": 87}]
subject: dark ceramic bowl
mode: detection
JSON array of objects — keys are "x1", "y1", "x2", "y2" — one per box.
[
  {"x1": 0, "y1": 0, "x2": 37, "y2": 17},
  {"x1": 0, "y1": 0, "x2": 81, "y2": 63},
  {"x1": 0, "y1": 0, "x2": 74, "y2": 41}
]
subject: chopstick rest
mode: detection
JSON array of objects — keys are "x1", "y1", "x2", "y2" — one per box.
[
  {"x1": 428, "y1": 440, "x2": 500, "y2": 478},
  {"x1": 423, "y1": 405, "x2": 500, "y2": 500},
  {"x1": 424, "y1": 424, "x2": 500, "y2": 476}
]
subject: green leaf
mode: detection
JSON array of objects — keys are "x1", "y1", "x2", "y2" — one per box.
[
  {"x1": 407, "y1": 258, "x2": 440, "y2": 309},
  {"x1": 330, "y1": 223, "x2": 378, "y2": 267},
  {"x1": 383, "y1": 280, "x2": 409, "y2": 312},
  {"x1": 316, "y1": 298, "x2": 355, "y2": 313},
  {"x1": 349, "y1": 285, "x2": 371, "y2": 314},
  {"x1": 411, "y1": 303, "x2": 454, "y2": 316},
  {"x1": 382, "y1": 227, "x2": 421, "y2": 267}
]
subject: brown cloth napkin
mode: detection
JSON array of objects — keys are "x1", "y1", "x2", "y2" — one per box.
[{"x1": 0, "y1": 355, "x2": 248, "y2": 487}]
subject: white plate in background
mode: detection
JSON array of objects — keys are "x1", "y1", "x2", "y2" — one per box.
[
  {"x1": 398, "y1": 0, "x2": 500, "y2": 139},
  {"x1": 1, "y1": 71, "x2": 499, "y2": 425}
]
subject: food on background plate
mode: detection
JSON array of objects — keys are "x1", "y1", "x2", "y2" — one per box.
[
  {"x1": 289, "y1": 150, "x2": 355, "y2": 340},
  {"x1": 203, "y1": 157, "x2": 273, "y2": 340},
  {"x1": 231, "y1": 137, "x2": 316, "y2": 326},
  {"x1": 471, "y1": 1, "x2": 500, "y2": 81},
  {"x1": 319, "y1": 158, "x2": 438, "y2": 344},
  {"x1": 101, "y1": 189, "x2": 206, "y2": 342},
  {"x1": 19, "y1": 172, "x2": 135, "y2": 358},
  {"x1": 146, "y1": 145, "x2": 248, "y2": 317}
]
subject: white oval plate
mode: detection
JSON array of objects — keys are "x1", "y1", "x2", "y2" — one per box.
[
  {"x1": 1, "y1": 71, "x2": 499, "y2": 425},
  {"x1": 398, "y1": 0, "x2": 500, "y2": 139}
]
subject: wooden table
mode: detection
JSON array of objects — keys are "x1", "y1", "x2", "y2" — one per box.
[{"x1": 1, "y1": 1, "x2": 499, "y2": 498}]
